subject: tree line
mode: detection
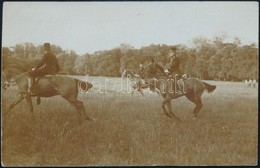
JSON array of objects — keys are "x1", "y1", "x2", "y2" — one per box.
[{"x1": 2, "y1": 36, "x2": 258, "y2": 81}]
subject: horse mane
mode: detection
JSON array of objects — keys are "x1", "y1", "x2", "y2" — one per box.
[
  {"x1": 3, "y1": 60, "x2": 34, "y2": 80},
  {"x1": 139, "y1": 62, "x2": 165, "y2": 78},
  {"x1": 9, "y1": 64, "x2": 30, "y2": 72}
]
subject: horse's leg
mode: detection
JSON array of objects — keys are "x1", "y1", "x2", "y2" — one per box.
[
  {"x1": 8, "y1": 94, "x2": 25, "y2": 111},
  {"x1": 25, "y1": 95, "x2": 35, "y2": 121},
  {"x1": 139, "y1": 89, "x2": 144, "y2": 96},
  {"x1": 185, "y1": 93, "x2": 203, "y2": 119},
  {"x1": 25, "y1": 95, "x2": 34, "y2": 113},
  {"x1": 155, "y1": 88, "x2": 161, "y2": 95},
  {"x1": 75, "y1": 99, "x2": 93, "y2": 121},
  {"x1": 6, "y1": 94, "x2": 26, "y2": 119},
  {"x1": 161, "y1": 95, "x2": 173, "y2": 118},
  {"x1": 131, "y1": 84, "x2": 136, "y2": 95},
  {"x1": 62, "y1": 96, "x2": 92, "y2": 122},
  {"x1": 165, "y1": 93, "x2": 182, "y2": 121},
  {"x1": 193, "y1": 96, "x2": 203, "y2": 118},
  {"x1": 36, "y1": 96, "x2": 41, "y2": 105},
  {"x1": 131, "y1": 90, "x2": 135, "y2": 95},
  {"x1": 62, "y1": 96, "x2": 81, "y2": 115},
  {"x1": 165, "y1": 100, "x2": 181, "y2": 121}
]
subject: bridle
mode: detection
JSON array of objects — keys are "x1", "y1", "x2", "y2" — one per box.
[
  {"x1": 11, "y1": 71, "x2": 30, "y2": 81},
  {"x1": 2, "y1": 71, "x2": 30, "y2": 89}
]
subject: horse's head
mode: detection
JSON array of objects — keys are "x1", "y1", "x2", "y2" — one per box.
[
  {"x1": 121, "y1": 69, "x2": 136, "y2": 79},
  {"x1": 140, "y1": 62, "x2": 165, "y2": 78},
  {"x1": 2, "y1": 78, "x2": 18, "y2": 90},
  {"x1": 2, "y1": 80, "x2": 10, "y2": 89}
]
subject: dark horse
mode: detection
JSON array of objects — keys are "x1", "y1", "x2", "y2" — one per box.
[
  {"x1": 142, "y1": 64, "x2": 216, "y2": 120},
  {"x1": 121, "y1": 61, "x2": 164, "y2": 96},
  {"x1": 3, "y1": 66, "x2": 93, "y2": 122}
]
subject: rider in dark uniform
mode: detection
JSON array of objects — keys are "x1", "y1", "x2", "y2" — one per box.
[
  {"x1": 28, "y1": 43, "x2": 60, "y2": 94},
  {"x1": 167, "y1": 47, "x2": 186, "y2": 94},
  {"x1": 168, "y1": 47, "x2": 181, "y2": 75}
]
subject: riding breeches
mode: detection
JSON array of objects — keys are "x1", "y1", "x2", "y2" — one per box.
[{"x1": 28, "y1": 67, "x2": 51, "y2": 78}]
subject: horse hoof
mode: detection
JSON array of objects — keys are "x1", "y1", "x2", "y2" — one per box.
[
  {"x1": 176, "y1": 117, "x2": 182, "y2": 122},
  {"x1": 163, "y1": 113, "x2": 173, "y2": 118},
  {"x1": 36, "y1": 97, "x2": 41, "y2": 105}
]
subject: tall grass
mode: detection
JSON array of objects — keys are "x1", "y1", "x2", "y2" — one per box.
[{"x1": 1, "y1": 79, "x2": 258, "y2": 166}]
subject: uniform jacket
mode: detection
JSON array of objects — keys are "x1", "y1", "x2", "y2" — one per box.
[
  {"x1": 169, "y1": 56, "x2": 180, "y2": 74},
  {"x1": 36, "y1": 52, "x2": 60, "y2": 74}
]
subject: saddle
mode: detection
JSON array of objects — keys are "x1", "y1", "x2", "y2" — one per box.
[
  {"x1": 168, "y1": 73, "x2": 187, "y2": 80},
  {"x1": 29, "y1": 74, "x2": 56, "y2": 94},
  {"x1": 34, "y1": 74, "x2": 56, "y2": 83}
]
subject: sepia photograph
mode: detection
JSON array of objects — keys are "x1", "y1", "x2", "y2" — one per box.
[{"x1": 1, "y1": 1, "x2": 258, "y2": 166}]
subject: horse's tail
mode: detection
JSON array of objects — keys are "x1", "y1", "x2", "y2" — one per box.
[
  {"x1": 202, "y1": 82, "x2": 216, "y2": 93},
  {"x1": 74, "y1": 79, "x2": 93, "y2": 92}
]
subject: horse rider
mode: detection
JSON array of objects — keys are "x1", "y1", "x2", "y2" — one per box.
[
  {"x1": 28, "y1": 43, "x2": 60, "y2": 94},
  {"x1": 167, "y1": 47, "x2": 186, "y2": 94}
]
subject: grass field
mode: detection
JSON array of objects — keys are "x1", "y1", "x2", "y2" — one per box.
[{"x1": 1, "y1": 76, "x2": 258, "y2": 166}]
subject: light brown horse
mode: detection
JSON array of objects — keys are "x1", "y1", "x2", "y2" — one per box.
[
  {"x1": 3, "y1": 66, "x2": 93, "y2": 122},
  {"x1": 143, "y1": 64, "x2": 216, "y2": 120}
]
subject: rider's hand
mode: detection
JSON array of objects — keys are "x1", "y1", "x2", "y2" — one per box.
[{"x1": 32, "y1": 67, "x2": 36, "y2": 71}]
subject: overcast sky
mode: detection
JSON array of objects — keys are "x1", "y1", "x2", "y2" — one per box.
[{"x1": 2, "y1": 1, "x2": 258, "y2": 55}]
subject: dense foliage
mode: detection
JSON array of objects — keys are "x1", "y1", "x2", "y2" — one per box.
[{"x1": 2, "y1": 36, "x2": 258, "y2": 81}]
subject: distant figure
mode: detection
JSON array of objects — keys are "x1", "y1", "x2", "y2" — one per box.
[
  {"x1": 253, "y1": 79, "x2": 256, "y2": 87},
  {"x1": 248, "y1": 79, "x2": 253, "y2": 87},
  {"x1": 28, "y1": 43, "x2": 60, "y2": 94}
]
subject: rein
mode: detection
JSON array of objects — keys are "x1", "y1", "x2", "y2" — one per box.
[
  {"x1": 2, "y1": 71, "x2": 8, "y2": 81},
  {"x1": 139, "y1": 63, "x2": 160, "y2": 78},
  {"x1": 5, "y1": 71, "x2": 30, "y2": 83},
  {"x1": 13, "y1": 71, "x2": 30, "y2": 81},
  {"x1": 138, "y1": 63, "x2": 151, "y2": 77}
]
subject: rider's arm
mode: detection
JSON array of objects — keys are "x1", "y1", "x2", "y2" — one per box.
[{"x1": 35, "y1": 54, "x2": 47, "y2": 69}]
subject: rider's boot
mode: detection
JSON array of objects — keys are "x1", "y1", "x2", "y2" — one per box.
[{"x1": 176, "y1": 80, "x2": 184, "y2": 95}]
